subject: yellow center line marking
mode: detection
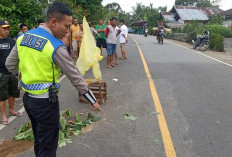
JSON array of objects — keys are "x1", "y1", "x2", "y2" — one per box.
[{"x1": 131, "y1": 36, "x2": 177, "y2": 157}]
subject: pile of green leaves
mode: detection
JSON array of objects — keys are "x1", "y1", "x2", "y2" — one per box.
[
  {"x1": 14, "y1": 109, "x2": 101, "y2": 148},
  {"x1": 14, "y1": 121, "x2": 34, "y2": 141}
]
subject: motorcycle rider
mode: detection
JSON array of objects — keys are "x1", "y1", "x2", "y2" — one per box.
[
  {"x1": 196, "y1": 29, "x2": 209, "y2": 44},
  {"x1": 143, "y1": 22, "x2": 148, "y2": 35},
  {"x1": 157, "y1": 22, "x2": 165, "y2": 40}
]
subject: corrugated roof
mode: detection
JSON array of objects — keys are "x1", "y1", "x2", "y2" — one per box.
[
  {"x1": 163, "y1": 14, "x2": 175, "y2": 22},
  {"x1": 220, "y1": 8, "x2": 232, "y2": 16},
  {"x1": 174, "y1": 6, "x2": 209, "y2": 21},
  {"x1": 202, "y1": 7, "x2": 222, "y2": 17}
]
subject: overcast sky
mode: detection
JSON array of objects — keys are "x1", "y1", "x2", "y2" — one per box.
[{"x1": 102, "y1": 0, "x2": 232, "y2": 13}]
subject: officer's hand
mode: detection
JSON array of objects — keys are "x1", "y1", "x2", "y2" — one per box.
[{"x1": 92, "y1": 102, "x2": 103, "y2": 111}]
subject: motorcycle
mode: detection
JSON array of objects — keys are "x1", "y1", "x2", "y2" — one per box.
[
  {"x1": 192, "y1": 30, "x2": 210, "y2": 51},
  {"x1": 157, "y1": 29, "x2": 165, "y2": 44},
  {"x1": 144, "y1": 28, "x2": 148, "y2": 37}
]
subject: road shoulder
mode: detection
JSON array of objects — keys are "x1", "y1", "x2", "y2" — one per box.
[{"x1": 167, "y1": 39, "x2": 232, "y2": 65}]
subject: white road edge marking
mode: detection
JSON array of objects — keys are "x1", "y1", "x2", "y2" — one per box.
[
  {"x1": 167, "y1": 40, "x2": 232, "y2": 68},
  {"x1": 0, "y1": 75, "x2": 67, "y2": 131}
]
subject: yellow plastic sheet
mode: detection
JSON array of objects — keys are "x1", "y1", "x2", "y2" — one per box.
[{"x1": 77, "y1": 16, "x2": 103, "y2": 80}]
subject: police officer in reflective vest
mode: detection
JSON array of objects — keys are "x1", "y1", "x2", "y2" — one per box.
[{"x1": 6, "y1": 2, "x2": 102, "y2": 157}]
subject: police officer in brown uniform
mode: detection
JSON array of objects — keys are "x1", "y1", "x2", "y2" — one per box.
[{"x1": 6, "y1": 2, "x2": 102, "y2": 157}]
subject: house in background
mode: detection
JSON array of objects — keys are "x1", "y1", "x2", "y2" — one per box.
[
  {"x1": 161, "y1": 5, "x2": 222, "y2": 28},
  {"x1": 161, "y1": 11, "x2": 184, "y2": 28},
  {"x1": 220, "y1": 8, "x2": 232, "y2": 28}
]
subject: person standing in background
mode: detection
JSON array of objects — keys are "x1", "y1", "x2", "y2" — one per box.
[
  {"x1": 0, "y1": 19, "x2": 21, "y2": 125},
  {"x1": 95, "y1": 18, "x2": 107, "y2": 55},
  {"x1": 70, "y1": 18, "x2": 80, "y2": 63},
  {"x1": 62, "y1": 28, "x2": 71, "y2": 56},
  {"x1": 114, "y1": 24, "x2": 120, "y2": 65},
  {"x1": 105, "y1": 17, "x2": 120, "y2": 68},
  {"x1": 37, "y1": 19, "x2": 45, "y2": 27},
  {"x1": 17, "y1": 23, "x2": 28, "y2": 38},
  {"x1": 89, "y1": 22, "x2": 99, "y2": 42},
  {"x1": 119, "y1": 19, "x2": 128, "y2": 60},
  {"x1": 76, "y1": 21, "x2": 84, "y2": 57}
]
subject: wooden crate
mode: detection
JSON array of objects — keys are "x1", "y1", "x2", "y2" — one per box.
[{"x1": 79, "y1": 80, "x2": 107, "y2": 104}]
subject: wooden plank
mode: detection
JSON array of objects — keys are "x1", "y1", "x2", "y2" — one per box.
[{"x1": 79, "y1": 81, "x2": 107, "y2": 104}]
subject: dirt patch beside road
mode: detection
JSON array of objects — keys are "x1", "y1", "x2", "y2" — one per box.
[
  {"x1": 0, "y1": 140, "x2": 33, "y2": 157},
  {"x1": 167, "y1": 39, "x2": 232, "y2": 65}
]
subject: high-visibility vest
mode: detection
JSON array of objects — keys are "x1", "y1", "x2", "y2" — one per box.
[{"x1": 17, "y1": 28, "x2": 65, "y2": 95}]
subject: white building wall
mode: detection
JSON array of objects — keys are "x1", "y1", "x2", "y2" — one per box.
[{"x1": 223, "y1": 19, "x2": 232, "y2": 28}]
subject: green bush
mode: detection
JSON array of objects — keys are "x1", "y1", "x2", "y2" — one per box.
[
  {"x1": 173, "y1": 27, "x2": 182, "y2": 33},
  {"x1": 209, "y1": 33, "x2": 224, "y2": 52},
  {"x1": 187, "y1": 31, "x2": 197, "y2": 42},
  {"x1": 148, "y1": 27, "x2": 155, "y2": 35},
  {"x1": 183, "y1": 22, "x2": 203, "y2": 42},
  {"x1": 206, "y1": 25, "x2": 231, "y2": 38},
  {"x1": 183, "y1": 22, "x2": 232, "y2": 43},
  {"x1": 209, "y1": 33, "x2": 217, "y2": 49}
]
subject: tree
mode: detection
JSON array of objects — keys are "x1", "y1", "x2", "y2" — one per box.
[
  {"x1": 132, "y1": 3, "x2": 147, "y2": 21},
  {"x1": 208, "y1": 14, "x2": 224, "y2": 25},
  {"x1": 48, "y1": 0, "x2": 104, "y2": 25},
  {"x1": 73, "y1": 0, "x2": 104, "y2": 24},
  {"x1": 131, "y1": 3, "x2": 162, "y2": 27},
  {"x1": 175, "y1": 0, "x2": 221, "y2": 7},
  {"x1": 103, "y1": 2, "x2": 126, "y2": 25},
  {"x1": 0, "y1": 0, "x2": 44, "y2": 37},
  {"x1": 175, "y1": 0, "x2": 197, "y2": 6},
  {"x1": 196, "y1": 0, "x2": 221, "y2": 7},
  {"x1": 123, "y1": 13, "x2": 134, "y2": 26},
  {"x1": 105, "y1": 2, "x2": 123, "y2": 13}
]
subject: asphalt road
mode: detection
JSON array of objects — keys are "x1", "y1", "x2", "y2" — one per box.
[{"x1": 1, "y1": 34, "x2": 232, "y2": 157}]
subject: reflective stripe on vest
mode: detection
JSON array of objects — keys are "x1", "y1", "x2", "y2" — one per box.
[{"x1": 22, "y1": 82, "x2": 60, "y2": 91}]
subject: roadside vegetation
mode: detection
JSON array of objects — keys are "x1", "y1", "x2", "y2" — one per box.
[{"x1": 173, "y1": 15, "x2": 232, "y2": 52}]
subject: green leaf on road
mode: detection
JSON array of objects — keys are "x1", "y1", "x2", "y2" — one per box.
[
  {"x1": 91, "y1": 117, "x2": 101, "y2": 122},
  {"x1": 64, "y1": 108, "x2": 73, "y2": 119},
  {"x1": 66, "y1": 139, "x2": 72, "y2": 144},
  {"x1": 154, "y1": 138, "x2": 159, "y2": 143},
  {"x1": 88, "y1": 112, "x2": 95, "y2": 119},
  {"x1": 87, "y1": 112, "x2": 101, "y2": 122},
  {"x1": 60, "y1": 116, "x2": 67, "y2": 130},
  {"x1": 14, "y1": 110, "x2": 101, "y2": 148},
  {"x1": 123, "y1": 113, "x2": 138, "y2": 121},
  {"x1": 150, "y1": 111, "x2": 161, "y2": 115},
  {"x1": 82, "y1": 119, "x2": 92, "y2": 126},
  {"x1": 75, "y1": 113, "x2": 81, "y2": 122},
  {"x1": 74, "y1": 123, "x2": 83, "y2": 131},
  {"x1": 58, "y1": 131, "x2": 66, "y2": 148},
  {"x1": 73, "y1": 130, "x2": 81, "y2": 136}
]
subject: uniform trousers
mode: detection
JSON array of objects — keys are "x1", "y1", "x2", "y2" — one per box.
[{"x1": 23, "y1": 93, "x2": 60, "y2": 157}]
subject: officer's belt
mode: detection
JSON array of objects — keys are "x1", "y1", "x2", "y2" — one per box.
[{"x1": 28, "y1": 91, "x2": 49, "y2": 98}]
